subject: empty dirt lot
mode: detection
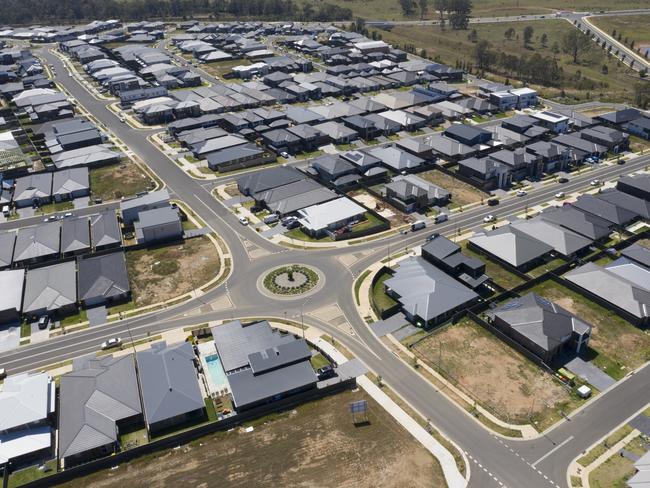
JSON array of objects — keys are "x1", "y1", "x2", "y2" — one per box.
[
  {"x1": 90, "y1": 162, "x2": 152, "y2": 201},
  {"x1": 59, "y1": 390, "x2": 445, "y2": 488},
  {"x1": 126, "y1": 236, "x2": 220, "y2": 306},
  {"x1": 419, "y1": 169, "x2": 489, "y2": 207},
  {"x1": 413, "y1": 318, "x2": 574, "y2": 429}
]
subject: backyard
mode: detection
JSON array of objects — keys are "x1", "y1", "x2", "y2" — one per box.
[
  {"x1": 57, "y1": 390, "x2": 445, "y2": 488},
  {"x1": 528, "y1": 280, "x2": 650, "y2": 379},
  {"x1": 461, "y1": 242, "x2": 526, "y2": 290},
  {"x1": 419, "y1": 169, "x2": 488, "y2": 207},
  {"x1": 90, "y1": 162, "x2": 153, "y2": 202},
  {"x1": 412, "y1": 317, "x2": 577, "y2": 430},
  {"x1": 376, "y1": 20, "x2": 641, "y2": 103},
  {"x1": 125, "y1": 236, "x2": 220, "y2": 307}
]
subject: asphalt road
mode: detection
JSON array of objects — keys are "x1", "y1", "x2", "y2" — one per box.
[{"x1": 6, "y1": 46, "x2": 650, "y2": 487}]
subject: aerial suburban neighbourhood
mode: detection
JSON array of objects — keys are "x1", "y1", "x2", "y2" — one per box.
[{"x1": 0, "y1": 2, "x2": 649, "y2": 487}]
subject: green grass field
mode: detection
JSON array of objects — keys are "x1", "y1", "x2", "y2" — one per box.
[
  {"x1": 303, "y1": 0, "x2": 650, "y2": 22},
  {"x1": 375, "y1": 19, "x2": 641, "y2": 102},
  {"x1": 591, "y1": 14, "x2": 650, "y2": 45}
]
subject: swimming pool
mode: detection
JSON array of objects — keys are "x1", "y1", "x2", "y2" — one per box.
[{"x1": 205, "y1": 354, "x2": 228, "y2": 392}]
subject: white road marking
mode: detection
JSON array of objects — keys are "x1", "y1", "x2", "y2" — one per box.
[{"x1": 531, "y1": 436, "x2": 574, "y2": 468}]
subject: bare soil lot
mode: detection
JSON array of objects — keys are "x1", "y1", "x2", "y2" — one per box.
[
  {"x1": 529, "y1": 280, "x2": 650, "y2": 380},
  {"x1": 59, "y1": 390, "x2": 444, "y2": 488},
  {"x1": 419, "y1": 169, "x2": 489, "y2": 207},
  {"x1": 413, "y1": 318, "x2": 574, "y2": 429},
  {"x1": 126, "y1": 236, "x2": 220, "y2": 307},
  {"x1": 348, "y1": 189, "x2": 411, "y2": 227},
  {"x1": 90, "y1": 162, "x2": 152, "y2": 202}
]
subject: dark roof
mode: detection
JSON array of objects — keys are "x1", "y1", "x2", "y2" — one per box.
[
  {"x1": 621, "y1": 243, "x2": 650, "y2": 269},
  {"x1": 597, "y1": 189, "x2": 650, "y2": 219},
  {"x1": 489, "y1": 293, "x2": 591, "y2": 354},
  {"x1": 137, "y1": 341, "x2": 204, "y2": 426},
  {"x1": 206, "y1": 143, "x2": 267, "y2": 168},
  {"x1": 572, "y1": 194, "x2": 639, "y2": 226},
  {"x1": 78, "y1": 252, "x2": 130, "y2": 302},
  {"x1": 539, "y1": 206, "x2": 612, "y2": 241},
  {"x1": 237, "y1": 166, "x2": 305, "y2": 195},
  {"x1": 444, "y1": 123, "x2": 490, "y2": 142}
]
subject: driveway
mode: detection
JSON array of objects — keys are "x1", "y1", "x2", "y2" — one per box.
[
  {"x1": 370, "y1": 312, "x2": 409, "y2": 337},
  {"x1": 564, "y1": 357, "x2": 616, "y2": 391},
  {"x1": 87, "y1": 306, "x2": 108, "y2": 327},
  {"x1": 260, "y1": 225, "x2": 287, "y2": 239}
]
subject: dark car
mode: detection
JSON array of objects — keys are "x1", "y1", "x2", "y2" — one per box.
[
  {"x1": 317, "y1": 365, "x2": 336, "y2": 380},
  {"x1": 558, "y1": 177, "x2": 569, "y2": 183},
  {"x1": 425, "y1": 233, "x2": 440, "y2": 242},
  {"x1": 487, "y1": 198, "x2": 499, "y2": 206},
  {"x1": 37, "y1": 316, "x2": 50, "y2": 330}
]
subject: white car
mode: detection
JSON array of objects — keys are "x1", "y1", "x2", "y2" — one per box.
[
  {"x1": 590, "y1": 179, "x2": 600, "y2": 186},
  {"x1": 280, "y1": 152, "x2": 289, "y2": 158},
  {"x1": 101, "y1": 337, "x2": 122, "y2": 350},
  {"x1": 555, "y1": 192, "x2": 565, "y2": 199},
  {"x1": 483, "y1": 214, "x2": 496, "y2": 223},
  {"x1": 516, "y1": 190, "x2": 527, "y2": 197},
  {"x1": 238, "y1": 216, "x2": 249, "y2": 226},
  {"x1": 64, "y1": 212, "x2": 73, "y2": 218}
]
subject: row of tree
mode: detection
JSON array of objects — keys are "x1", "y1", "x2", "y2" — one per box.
[
  {"x1": 399, "y1": 0, "x2": 472, "y2": 30},
  {"x1": 0, "y1": 0, "x2": 352, "y2": 24}
]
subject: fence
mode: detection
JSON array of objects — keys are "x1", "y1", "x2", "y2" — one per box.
[{"x1": 19, "y1": 379, "x2": 355, "y2": 488}]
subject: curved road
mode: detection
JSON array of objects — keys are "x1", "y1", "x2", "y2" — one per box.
[{"x1": 3, "y1": 46, "x2": 650, "y2": 488}]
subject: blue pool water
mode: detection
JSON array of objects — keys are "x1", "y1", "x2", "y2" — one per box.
[{"x1": 205, "y1": 354, "x2": 228, "y2": 390}]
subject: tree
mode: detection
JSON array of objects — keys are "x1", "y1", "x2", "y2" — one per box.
[
  {"x1": 631, "y1": 40, "x2": 635, "y2": 49},
  {"x1": 612, "y1": 29, "x2": 616, "y2": 37},
  {"x1": 448, "y1": 0, "x2": 471, "y2": 30},
  {"x1": 551, "y1": 41, "x2": 560, "y2": 56},
  {"x1": 418, "y1": 0, "x2": 428, "y2": 20},
  {"x1": 634, "y1": 81, "x2": 650, "y2": 108},
  {"x1": 468, "y1": 29, "x2": 478, "y2": 42},
  {"x1": 433, "y1": 0, "x2": 447, "y2": 23},
  {"x1": 399, "y1": 0, "x2": 415, "y2": 16},
  {"x1": 474, "y1": 39, "x2": 492, "y2": 71},
  {"x1": 504, "y1": 27, "x2": 515, "y2": 40},
  {"x1": 523, "y1": 25, "x2": 534, "y2": 45},
  {"x1": 540, "y1": 33, "x2": 548, "y2": 47},
  {"x1": 562, "y1": 29, "x2": 592, "y2": 63},
  {"x1": 601, "y1": 64, "x2": 608, "y2": 74}
]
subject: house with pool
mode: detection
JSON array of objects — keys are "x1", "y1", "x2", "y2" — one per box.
[{"x1": 209, "y1": 320, "x2": 319, "y2": 412}]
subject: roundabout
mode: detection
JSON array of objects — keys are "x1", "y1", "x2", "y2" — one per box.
[{"x1": 258, "y1": 264, "x2": 325, "y2": 299}]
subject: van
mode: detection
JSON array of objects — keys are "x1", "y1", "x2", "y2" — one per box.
[
  {"x1": 1, "y1": 205, "x2": 9, "y2": 217},
  {"x1": 411, "y1": 220, "x2": 426, "y2": 231},
  {"x1": 434, "y1": 214, "x2": 448, "y2": 224},
  {"x1": 263, "y1": 214, "x2": 279, "y2": 225}
]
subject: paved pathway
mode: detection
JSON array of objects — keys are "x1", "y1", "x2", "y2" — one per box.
[{"x1": 87, "y1": 306, "x2": 108, "y2": 327}]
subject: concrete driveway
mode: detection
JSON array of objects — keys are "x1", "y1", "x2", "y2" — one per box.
[
  {"x1": 565, "y1": 357, "x2": 616, "y2": 391},
  {"x1": 87, "y1": 306, "x2": 108, "y2": 327},
  {"x1": 0, "y1": 325, "x2": 20, "y2": 353}
]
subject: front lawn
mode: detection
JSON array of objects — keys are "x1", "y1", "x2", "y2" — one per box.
[{"x1": 370, "y1": 269, "x2": 398, "y2": 316}]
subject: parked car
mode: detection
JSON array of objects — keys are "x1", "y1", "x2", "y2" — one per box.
[
  {"x1": 555, "y1": 192, "x2": 565, "y2": 199},
  {"x1": 101, "y1": 337, "x2": 122, "y2": 350},
  {"x1": 37, "y1": 316, "x2": 50, "y2": 330},
  {"x1": 483, "y1": 214, "x2": 496, "y2": 223},
  {"x1": 487, "y1": 198, "x2": 499, "y2": 206},
  {"x1": 238, "y1": 216, "x2": 249, "y2": 226},
  {"x1": 0, "y1": 368, "x2": 6, "y2": 380},
  {"x1": 280, "y1": 151, "x2": 289, "y2": 158},
  {"x1": 317, "y1": 365, "x2": 336, "y2": 380},
  {"x1": 263, "y1": 214, "x2": 279, "y2": 225},
  {"x1": 558, "y1": 177, "x2": 569, "y2": 183},
  {"x1": 516, "y1": 190, "x2": 527, "y2": 197}
]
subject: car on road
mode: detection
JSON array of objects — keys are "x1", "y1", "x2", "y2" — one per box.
[
  {"x1": 434, "y1": 213, "x2": 448, "y2": 224},
  {"x1": 487, "y1": 198, "x2": 499, "y2": 206},
  {"x1": 0, "y1": 368, "x2": 5, "y2": 380},
  {"x1": 516, "y1": 190, "x2": 527, "y2": 197},
  {"x1": 425, "y1": 233, "x2": 440, "y2": 242},
  {"x1": 617, "y1": 158, "x2": 626, "y2": 165},
  {"x1": 558, "y1": 177, "x2": 569, "y2": 183},
  {"x1": 411, "y1": 220, "x2": 426, "y2": 231},
  {"x1": 101, "y1": 337, "x2": 122, "y2": 350},
  {"x1": 555, "y1": 192, "x2": 565, "y2": 199},
  {"x1": 43, "y1": 217, "x2": 51, "y2": 222},
  {"x1": 483, "y1": 214, "x2": 496, "y2": 223},
  {"x1": 590, "y1": 179, "x2": 600, "y2": 186},
  {"x1": 37, "y1": 316, "x2": 50, "y2": 330},
  {"x1": 64, "y1": 212, "x2": 73, "y2": 218},
  {"x1": 238, "y1": 216, "x2": 249, "y2": 226}
]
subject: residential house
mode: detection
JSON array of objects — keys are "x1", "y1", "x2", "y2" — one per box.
[
  {"x1": 136, "y1": 342, "x2": 205, "y2": 434},
  {"x1": 383, "y1": 174, "x2": 450, "y2": 213},
  {"x1": 457, "y1": 156, "x2": 511, "y2": 191},
  {"x1": 468, "y1": 226, "x2": 553, "y2": 271},
  {"x1": 23, "y1": 261, "x2": 77, "y2": 317},
  {"x1": 90, "y1": 211, "x2": 122, "y2": 251},
  {"x1": 384, "y1": 256, "x2": 479, "y2": 327},
  {"x1": 531, "y1": 111, "x2": 570, "y2": 134},
  {"x1": 58, "y1": 355, "x2": 143, "y2": 467},
  {"x1": 120, "y1": 189, "x2": 170, "y2": 226},
  {"x1": 297, "y1": 198, "x2": 366, "y2": 238},
  {"x1": 510, "y1": 218, "x2": 593, "y2": 258},
  {"x1": 13, "y1": 173, "x2": 52, "y2": 208},
  {"x1": 421, "y1": 235, "x2": 489, "y2": 289},
  {"x1": 365, "y1": 146, "x2": 425, "y2": 172},
  {"x1": 0, "y1": 269, "x2": 24, "y2": 323},
  {"x1": 134, "y1": 207, "x2": 183, "y2": 244},
  {"x1": 486, "y1": 293, "x2": 591, "y2": 364},
  {"x1": 60, "y1": 218, "x2": 91, "y2": 256},
  {"x1": 51, "y1": 168, "x2": 90, "y2": 202},
  {"x1": 14, "y1": 223, "x2": 60, "y2": 264},
  {"x1": 539, "y1": 206, "x2": 612, "y2": 241},
  {"x1": 206, "y1": 144, "x2": 276, "y2": 173},
  {"x1": 617, "y1": 174, "x2": 650, "y2": 200},
  {"x1": 77, "y1": 252, "x2": 130, "y2": 307}
]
